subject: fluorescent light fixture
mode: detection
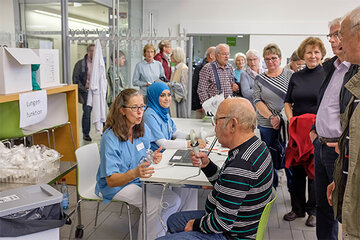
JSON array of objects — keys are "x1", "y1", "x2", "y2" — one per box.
[
  {"x1": 237, "y1": 35, "x2": 244, "y2": 38},
  {"x1": 73, "y1": 2, "x2": 82, "y2": 7},
  {"x1": 33, "y1": 10, "x2": 108, "y2": 29}
]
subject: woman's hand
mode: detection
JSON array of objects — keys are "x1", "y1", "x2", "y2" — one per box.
[
  {"x1": 135, "y1": 162, "x2": 155, "y2": 178},
  {"x1": 152, "y1": 147, "x2": 163, "y2": 164},
  {"x1": 190, "y1": 150, "x2": 210, "y2": 168},
  {"x1": 270, "y1": 115, "x2": 280, "y2": 130},
  {"x1": 309, "y1": 130, "x2": 318, "y2": 143}
]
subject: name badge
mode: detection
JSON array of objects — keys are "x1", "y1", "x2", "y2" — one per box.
[{"x1": 136, "y1": 142, "x2": 145, "y2": 151}]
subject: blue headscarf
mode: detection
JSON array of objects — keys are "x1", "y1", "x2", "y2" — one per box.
[{"x1": 147, "y1": 82, "x2": 171, "y2": 122}]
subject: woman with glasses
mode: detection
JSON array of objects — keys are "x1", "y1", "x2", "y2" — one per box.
[
  {"x1": 283, "y1": 37, "x2": 327, "y2": 227},
  {"x1": 144, "y1": 82, "x2": 205, "y2": 211},
  {"x1": 253, "y1": 43, "x2": 293, "y2": 189},
  {"x1": 239, "y1": 49, "x2": 265, "y2": 106},
  {"x1": 95, "y1": 88, "x2": 181, "y2": 239}
]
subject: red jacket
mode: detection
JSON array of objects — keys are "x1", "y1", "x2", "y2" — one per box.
[
  {"x1": 285, "y1": 113, "x2": 316, "y2": 179},
  {"x1": 154, "y1": 52, "x2": 171, "y2": 80}
]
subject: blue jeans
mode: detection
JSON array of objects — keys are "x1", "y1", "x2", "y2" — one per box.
[
  {"x1": 80, "y1": 91, "x2": 92, "y2": 136},
  {"x1": 156, "y1": 211, "x2": 227, "y2": 240},
  {"x1": 313, "y1": 138, "x2": 338, "y2": 240},
  {"x1": 258, "y1": 126, "x2": 279, "y2": 188}
]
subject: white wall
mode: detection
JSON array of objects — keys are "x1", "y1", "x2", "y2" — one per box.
[
  {"x1": 0, "y1": 0, "x2": 15, "y2": 46},
  {"x1": 144, "y1": 0, "x2": 357, "y2": 64}
]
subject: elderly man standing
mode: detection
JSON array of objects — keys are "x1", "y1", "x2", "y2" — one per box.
[
  {"x1": 309, "y1": 17, "x2": 358, "y2": 240},
  {"x1": 157, "y1": 97, "x2": 273, "y2": 240},
  {"x1": 192, "y1": 46, "x2": 216, "y2": 118},
  {"x1": 327, "y1": 6, "x2": 360, "y2": 239},
  {"x1": 197, "y1": 44, "x2": 239, "y2": 105}
]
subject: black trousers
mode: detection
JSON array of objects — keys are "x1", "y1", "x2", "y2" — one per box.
[{"x1": 289, "y1": 164, "x2": 316, "y2": 216}]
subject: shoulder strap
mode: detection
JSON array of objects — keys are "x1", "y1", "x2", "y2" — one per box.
[{"x1": 211, "y1": 62, "x2": 222, "y2": 94}]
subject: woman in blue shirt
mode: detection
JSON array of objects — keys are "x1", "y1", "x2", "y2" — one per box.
[
  {"x1": 95, "y1": 88, "x2": 181, "y2": 239},
  {"x1": 144, "y1": 82, "x2": 205, "y2": 211}
]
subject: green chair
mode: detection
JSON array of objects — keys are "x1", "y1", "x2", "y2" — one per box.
[
  {"x1": 0, "y1": 101, "x2": 50, "y2": 147},
  {"x1": 256, "y1": 187, "x2": 277, "y2": 240}
]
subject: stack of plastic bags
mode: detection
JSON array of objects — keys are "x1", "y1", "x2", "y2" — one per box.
[{"x1": 0, "y1": 142, "x2": 61, "y2": 183}]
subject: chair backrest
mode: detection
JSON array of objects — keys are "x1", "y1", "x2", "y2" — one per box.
[
  {"x1": 256, "y1": 187, "x2": 277, "y2": 240},
  {"x1": 75, "y1": 143, "x2": 100, "y2": 198}
]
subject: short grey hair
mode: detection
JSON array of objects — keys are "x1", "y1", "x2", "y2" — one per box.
[
  {"x1": 205, "y1": 46, "x2": 215, "y2": 57},
  {"x1": 234, "y1": 52, "x2": 247, "y2": 66},
  {"x1": 171, "y1": 47, "x2": 186, "y2": 63},
  {"x1": 215, "y1": 43, "x2": 230, "y2": 55},
  {"x1": 342, "y1": 6, "x2": 360, "y2": 34},
  {"x1": 245, "y1": 49, "x2": 260, "y2": 59},
  {"x1": 328, "y1": 17, "x2": 341, "y2": 29},
  {"x1": 227, "y1": 98, "x2": 257, "y2": 131},
  {"x1": 290, "y1": 51, "x2": 301, "y2": 61}
]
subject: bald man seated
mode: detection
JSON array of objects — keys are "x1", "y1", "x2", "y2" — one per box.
[{"x1": 157, "y1": 98, "x2": 274, "y2": 240}]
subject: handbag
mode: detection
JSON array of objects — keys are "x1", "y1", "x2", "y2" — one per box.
[{"x1": 269, "y1": 117, "x2": 286, "y2": 170}]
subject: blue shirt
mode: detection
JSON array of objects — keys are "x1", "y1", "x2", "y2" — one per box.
[
  {"x1": 234, "y1": 69, "x2": 243, "y2": 83},
  {"x1": 132, "y1": 60, "x2": 165, "y2": 95},
  {"x1": 144, "y1": 107, "x2": 177, "y2": 151},
  {"x1": 95, "y1": 125, "x2": 153, "y2": 203}
]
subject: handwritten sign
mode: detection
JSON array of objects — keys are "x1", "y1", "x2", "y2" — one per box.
[{"x1": 19, "y1": 90, "x2": 47, "y2": 128}]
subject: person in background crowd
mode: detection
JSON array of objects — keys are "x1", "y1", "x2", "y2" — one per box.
[
  {"x1": 310, "y1": 17, "x2": 358, "y2": 239},
  {"x1": 144, "y1": 82, "x2": 205, "y2": 213},
  {"x1": 73, "y1": 44, "x2": 95, "y2": 142},
  {"x1": 154, "y1": 40, "x2": 172, "y2": 80},
  {"x1": 285, "y1": 51, "x2": 305, "y2": 72},
  {"x1": 95, "y1": 89, "x2": 181, "y2": 240},
  {"x1": 156, "y1": 97, "x2": 273, "y2": 240},
  {"x1": 198, "y1": 43, "x2": 239, "y2": 105},
  {"x1": 283, "y1": 37, "x2": 327, "y2": 228},
  {"x1": 133, "y1": 44, "x2": 165, "y2": 97},
  {"x1": 233, "y1": 52, "x2": 246, "y2": 83},
  {"x1": 169, "y1": 47, "x2": 189, "y2": 118},
  {"x1": 191, "y1": 46, "x2": 216, "y2": 119},
  {"x1": 327, "y1": 6, "x2": 360, "y2": 239},
  {"x1": 240, "y1": 49, "x2": 265, "y2": 106},
  {"x1": 107, "y1": 50, "x2": 126, "y2": 107},
  {"x1": 253, "y1": 43, "x2": 293, "y2": 189}
]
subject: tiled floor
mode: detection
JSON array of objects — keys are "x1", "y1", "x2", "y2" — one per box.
[
  {"x1": 60, "y1": 106, "x2": 319, "y2": 240},
  {"x1": 60, "y1": 170, "x2": 318, "y2": 240}
]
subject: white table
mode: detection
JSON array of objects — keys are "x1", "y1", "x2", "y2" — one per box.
[{"x1": 140, "y1": 118, "x2": 227, "y2": 240}]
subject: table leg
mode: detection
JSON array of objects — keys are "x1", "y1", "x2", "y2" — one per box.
[{"x1": 142, "y1": 182, "x2": 147, "y2": 240}]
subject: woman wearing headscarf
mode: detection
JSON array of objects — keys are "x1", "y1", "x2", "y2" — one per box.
[{"x1": 144, "y1": 82, "x2": 205, "y2": 211}]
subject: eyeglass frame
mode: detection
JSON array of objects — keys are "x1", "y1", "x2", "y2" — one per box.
[
  {"x1": 211, "y1": 116, "x2": 232, "y2": 126},
  {"x1": 123, "y1": 105, "x2": 147, "y2": 112},
  {"x1": 326, "y1": 31, "x2": 340, "y2": 40},
  {"x1": 264, "y1": 56, "x2": 279, "y2": 62}
]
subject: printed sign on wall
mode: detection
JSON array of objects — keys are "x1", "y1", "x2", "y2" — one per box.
[{"x1": 19, "y1": 90, "x2": 47, "y2": 128}]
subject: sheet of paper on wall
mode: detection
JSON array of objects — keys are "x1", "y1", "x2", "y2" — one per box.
[{"x1": 19, "y1": 90, "x2": 48, "y2": 128}]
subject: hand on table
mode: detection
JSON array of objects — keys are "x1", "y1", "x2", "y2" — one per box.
[{"x1": 152, "y1": 147, "x2": 163, "y2": 164}]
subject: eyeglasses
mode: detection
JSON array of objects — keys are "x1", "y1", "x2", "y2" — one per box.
[
  {"x1": 247, "y1": 57, "x2": 258, "y2": 62},
  {"x1": 219, "y1": 52, "x2": 230, "y2": 56},
  {"x1": 211, "y1": 116, "x2": 231, "y2": 126},
  {"x1": 123, "y1": 105, "x2": 147, "y2": 112},
  {"x1": 264, "y1": 57, "x2": 279, "y2": 62},
  {"x1": 326, "y1": 31, "x2": 340, "y2": 40}
]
